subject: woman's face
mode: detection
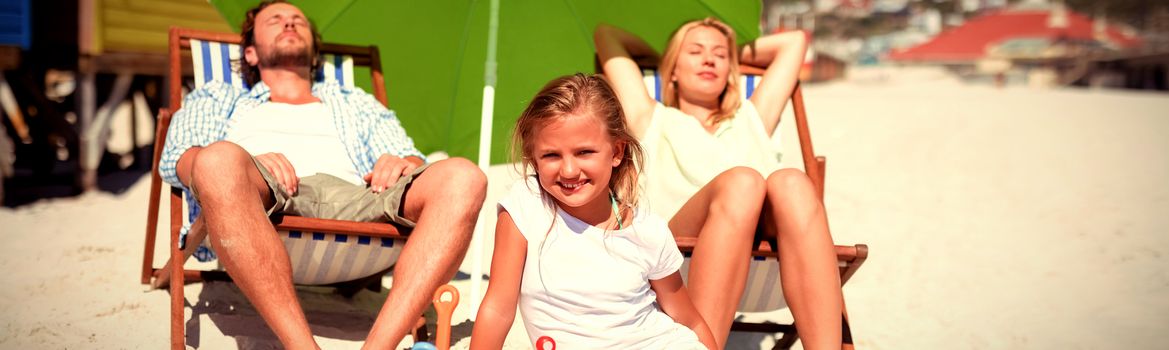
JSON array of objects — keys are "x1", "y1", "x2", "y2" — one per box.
[
  {"x1": 672, "y1": 26, "x2": 731, "y2": 105},
  {"x1": 531, "y1": 113, "x2": 623, "y2": 219}
]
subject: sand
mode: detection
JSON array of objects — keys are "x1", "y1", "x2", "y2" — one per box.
[{"x1": 2, "y1": 66, "x2": 1167, "y2": 349}]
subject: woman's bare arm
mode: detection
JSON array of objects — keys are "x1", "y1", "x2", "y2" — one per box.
[
  {"x1": 594, "y1": 23, "x2": 659, "y2": 137},
  {"x1": 741, "y1": 31, "x2": 809, "y2": 135}
]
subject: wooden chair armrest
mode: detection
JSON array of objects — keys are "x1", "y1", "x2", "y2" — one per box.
[
  {"x1": 740, "y1": 64, "x2": 766, "y2": 75},
  {"x1": 840, "y1": 244, "x2": 868, "y2": 284},
  {"x1": 271, "y1": 215, "x2": 408, "y2": 238},
  {"x1": 675, "y1": 237, "x2": 867, "y2": 269}
]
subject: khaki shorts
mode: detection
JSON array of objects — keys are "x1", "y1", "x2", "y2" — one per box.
[{"x1": 191, "y1": 158, "x2": 429, "y2": 228}]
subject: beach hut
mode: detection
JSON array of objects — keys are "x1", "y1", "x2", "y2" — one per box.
[{"x1": 75, "y1": 0, "x2": 230, "y2": 190}]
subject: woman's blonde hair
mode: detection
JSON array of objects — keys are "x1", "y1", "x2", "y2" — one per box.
[
  {"x1": 659, "y1": 17, "x2": 742, "y2": 125},
  {"x1": 512, "y1": 73, "x2": 644, "y2": 209}
]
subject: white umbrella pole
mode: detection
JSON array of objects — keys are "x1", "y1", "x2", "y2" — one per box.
[{"x1": 470, "y1": 0, "x2": 500, "y2": 321}]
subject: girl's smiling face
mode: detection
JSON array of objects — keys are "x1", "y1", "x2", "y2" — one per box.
[{"x1": 531, "y1": 112, "x2": 623, "y2": 220}]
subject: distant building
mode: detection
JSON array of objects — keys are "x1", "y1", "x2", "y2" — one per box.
[
  {"x1": 888, "y1": 3, "x2": 1141, "y2": 64},
  {"x1": 886, "y1": 1, "x2": 1147, "y2": 88},
  {"x1": 833, "y1": 0, "x2": 875, "y2": 18},
  {"x1": 805, "y1": 0, "x2": 876, "y2": 17}
]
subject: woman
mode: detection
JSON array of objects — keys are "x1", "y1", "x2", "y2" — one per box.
[{"x1": 595, "y1": 19, "x2": 843, "y2": 350}]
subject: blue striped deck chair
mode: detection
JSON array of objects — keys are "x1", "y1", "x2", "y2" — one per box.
[
  {"x1": 173, "y1": 36, "x2": 393, "y2": 284},
  {"x1": 636, "y1": 66, "x2": 868, "y2": 350},
  {"x1": 141, "y1": 28, "x2": 436, "y2": 350}
]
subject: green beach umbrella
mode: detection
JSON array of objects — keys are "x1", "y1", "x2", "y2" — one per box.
[{"x1": 209, "y1": 0, "x2": 760, "y2": 165}]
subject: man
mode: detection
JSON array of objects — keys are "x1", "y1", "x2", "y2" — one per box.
[{"x1": 151, "y1": 1, "x2": 486, "y2": 349}]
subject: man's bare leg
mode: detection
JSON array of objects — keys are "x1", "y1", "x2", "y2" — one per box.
[
  {"x1": 180, "y1": 141, "x2": 319, "y2": 350},
  {"x1": 362, "y1": 158, "x2": 485, "y2": 349}
]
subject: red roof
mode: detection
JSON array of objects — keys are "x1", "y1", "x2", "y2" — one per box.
[
  {"x1": 888, "y1": 8, "x2": 1142, "y2": 62},
  {"x1": 837, "y1": 0, "x2": 872, "y2": 11}
]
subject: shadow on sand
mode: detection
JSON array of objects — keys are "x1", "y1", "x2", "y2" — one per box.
[{"x1": 181, "y1": 280, "x2": 473, "y2": 349}]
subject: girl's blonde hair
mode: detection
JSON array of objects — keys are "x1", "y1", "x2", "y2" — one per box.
[
  {"x1": 512, "y1": 73, "x2": 644, "y2": 209},
  {"x1": 659, "y1": 17, "x2": 742, "y2": 125}
]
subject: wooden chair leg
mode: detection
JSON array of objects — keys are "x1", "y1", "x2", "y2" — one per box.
[
  {"x1": 413, "y1": 316, "x2": 429, "y2": 343},
  {"x1": 332, "y1": 270, "x2": 386, "y2": 299},
  {"x1": 143, "y1": 108, "x2": 171, "y2": 285},
  {"x1": 774, "y1": 331, "x2": 800, "y2": 350},
  {"x1": 815, "y1": 156, "x2": 827, "y2": 200},
  {"x1": 769, "y1": 313, "x2": 851, "y2": 350},
  {"x1": 142, "y1": 174, "x2": 161, "y2": 284},
  {"x1": 841, "y1": 301, "x2": 854, "y2": 350},
  {"x1": 170, "y1": 226, "x2": 185, "y2": 349}
]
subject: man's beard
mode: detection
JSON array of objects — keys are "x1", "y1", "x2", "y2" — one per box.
[{"x1": 258, "y1": 43, "x2": 313, "y2": 71}]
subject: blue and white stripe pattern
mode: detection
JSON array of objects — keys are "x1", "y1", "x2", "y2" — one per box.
[
  {"x1": 180, "y1": 193, "x2": 404, "y2": 284},
  {"x1": 189, "y1": 39, "x2": 356, "y2": 90},
  {"x1": 641, "y1": 69, "x2": 762, "y2": 102},
  {"x1": 185, "y1": 226, "x2": 405, "y2": 284},
  {"x1": 169, "y1": 40, "x2": 409, "y2": 284},
  {"x1": 283, "y1": 231, "x2": 403, "y2": 285},
  {"x1": 190, "y1": 40, "x2": 245, "y2": 90},
  {"x1": 315, "y1": 53, "x2": 355, "y2": 88}
]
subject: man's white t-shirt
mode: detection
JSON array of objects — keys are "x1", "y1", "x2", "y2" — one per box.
[
  {"x1": 498, "y1": 178, "x2": 705, "y2": 349},
  {"x1": 224, "y1": 101, "x2": 363, "y2": 185}
]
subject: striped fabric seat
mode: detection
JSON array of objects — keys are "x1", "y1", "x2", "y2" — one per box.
[
  {"x1": 283, "y1": 231, "x2": 403, "y2": 285},
  {"x1": 180, "y1": 39, "x2": 401, "y2": 285},
  {"x1": 680, "y1": 255, "x2": 786, "y2": 312},
  {"x1": 189, "y1": 39, "x2": 356, "y2": 90},
  {"x1": 641, "y1": 70, "x2": 790, "y2": 312},
  {"x1": 680, "y1": 253, "x2": 852, "y2": 312},
  {"x1": 640, "y1": 69, "x2": 763, "y2": 102}
]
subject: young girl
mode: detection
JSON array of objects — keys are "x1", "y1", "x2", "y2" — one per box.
[
  {"x1": 470, "y1": 74, "x2": 716, "y2": 349},
  {"x1": 596, "y1": 19, "x2": 843, "y2": 349}
]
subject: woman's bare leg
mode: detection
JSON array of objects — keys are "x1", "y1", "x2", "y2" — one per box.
[
  {"x1": 670, "y1": 167, "x2": 765, "y2": 349},
  {"x1": 761, "y1": 168, "x2": 841, "y2": 350}
]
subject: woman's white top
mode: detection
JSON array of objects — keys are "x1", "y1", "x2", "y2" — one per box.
[
  {"x1": 498, "y1": 178, "x2": 704, "y2": 349},
  {"x1": 639, "y1": 100, "x2": 782, "y2": 219}
]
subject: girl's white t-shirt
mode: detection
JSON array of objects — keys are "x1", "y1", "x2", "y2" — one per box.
[{"x1": 498, "y1": 178, "x2": 704, "y2": 349}]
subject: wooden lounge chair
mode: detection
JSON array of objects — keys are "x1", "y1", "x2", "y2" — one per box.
[
  {"x1": 636, "y1": 65, "x2": 869, "y2": 350},
  {"x1": 140, "y1": 27, "x2": 455, "y2": 350}
]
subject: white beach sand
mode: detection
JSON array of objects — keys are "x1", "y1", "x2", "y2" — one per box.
[{"x1": 2, "y1": 67, "x2": 1167, "y2": 349}]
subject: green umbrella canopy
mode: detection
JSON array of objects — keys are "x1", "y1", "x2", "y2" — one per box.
[{"x1": 210, "y1": 0, "x2": 760, "y2": 164}]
